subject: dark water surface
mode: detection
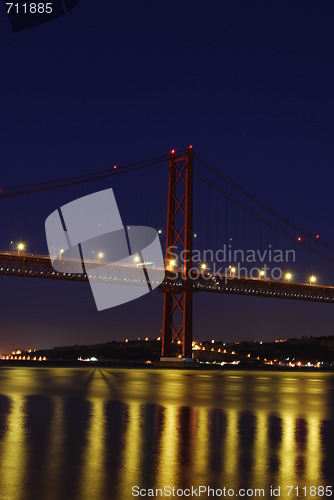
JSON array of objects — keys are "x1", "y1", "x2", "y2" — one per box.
[{"x1": 0, "y1": 367, "x2": 333, "y2": 500}]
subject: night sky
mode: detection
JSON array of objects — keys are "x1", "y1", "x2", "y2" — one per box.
[{"x1": 1, "y1": 1, "x2": 334, "y2": 354}]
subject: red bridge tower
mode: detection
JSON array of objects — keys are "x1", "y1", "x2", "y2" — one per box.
[{"x1": 161, "y1": 147, "x2": 194, "y2": 362}]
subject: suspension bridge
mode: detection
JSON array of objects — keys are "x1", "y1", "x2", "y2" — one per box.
[{"x1": 1, "y1": 148, "x2": 334, "y2": 360}]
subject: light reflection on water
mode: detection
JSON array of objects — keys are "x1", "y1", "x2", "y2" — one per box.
[{"x1": 0, "y1": 368, "x2": 333, "y2": 500}]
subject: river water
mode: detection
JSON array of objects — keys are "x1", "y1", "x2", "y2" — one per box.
[{"x1": 0, "y1": 367, "x2": 333, "y2": 500}]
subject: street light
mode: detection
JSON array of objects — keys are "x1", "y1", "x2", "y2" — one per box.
[
  {"x1": 134, "y1": 255, "x2": 140, "y2": 266},
  {"x1": 169, "y1": 259, "x2": 176, "y2": 271},
  {"x1": 285, "y1": 272, "x2": 292, "y2": 282},
  {"x1": 17, "y1": 243, "x2": 25, "y2": 255},
  {"x1": 201, "y1": 263, "x2": 206, "y2": 271},
  {"x1": 59, "y1": 249, "x2": 64, "y2": 260},
  {"x1": 309, "y1": 275, "x2": 316, "y2": 285},
  {"x1": 98, "y1": 252, "x2": 104, "y2": 262},
  {"x1": 259, "y1": 269, "x2": 265, "y2": 279},
  {"x1": 229, "y1": 265, "x2": 236, "y2": 277}
]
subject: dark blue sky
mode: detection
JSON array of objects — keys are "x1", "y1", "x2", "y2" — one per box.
[{"x1": 1, "y1": 1, "x2": 334, "y2": 353}]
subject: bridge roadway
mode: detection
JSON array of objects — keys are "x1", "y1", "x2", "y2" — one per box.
[{"x1": 1, "y1": 251, "x2": 334, "y2": 304}]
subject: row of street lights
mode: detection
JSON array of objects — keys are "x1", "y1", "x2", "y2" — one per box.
[
  {"x1": 10, "y1": 242, "x2": 106, "y2": 263},
  {"x1": 168, "y1": 259, "x2": 318, "y2": 285},
  {"x1": 7, "y1": 242, "x2": 319, "y2": 286},
  {"x1": 228, "y1": 267, "x2": 317, "y2": 285}
]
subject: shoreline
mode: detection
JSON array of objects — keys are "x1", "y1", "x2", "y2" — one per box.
[{"x1": 1, "y1": 359, "x2": 333, "y2": 371}]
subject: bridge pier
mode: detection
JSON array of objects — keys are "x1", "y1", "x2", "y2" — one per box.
[{"x1": 161, "y1": 148, "x2": 194, "y2": 361}]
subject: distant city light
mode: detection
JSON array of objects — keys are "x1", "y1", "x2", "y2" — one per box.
[
  {"x1": 78, "y1": 356, "x2": 97, "y2": 362},
  {"x1": 297, "y1": 236, "x2": 302, "y2": 242}
]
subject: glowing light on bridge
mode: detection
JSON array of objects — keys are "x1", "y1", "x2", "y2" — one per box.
[
  {"x1": 309, "y1": 275, "x2": 317, "y2": 285},
  {"x1": 168, "y1": 259, "x2": 176, "y2": 271},
  {"x1": 229, "y1": 265, "x2": 236, "y2": 277},
  {"x1": 285, "y1": 273, "x2": 292, "y2": 282},
  {"x1": 17, "y1": 243, "x2": 25, "y2": 255},
  {"x1": 201, "y1": 263, "x2": 206, "y2": 271}
]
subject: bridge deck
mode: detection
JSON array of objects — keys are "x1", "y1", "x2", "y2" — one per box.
[{"x1": 1, "y1": 252, "x2": 334, "y2": 304}]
